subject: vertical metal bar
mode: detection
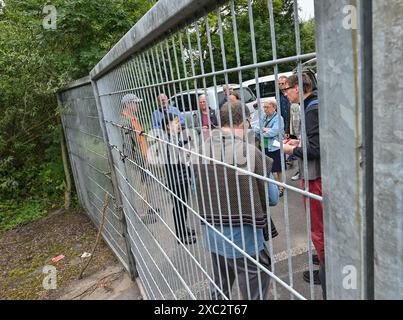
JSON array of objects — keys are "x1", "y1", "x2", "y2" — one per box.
[
  {"x1": 149, "y1": 46, "x2": 185, "y2": 296},
  {"x1": 229, "y1": 0, "x2": 267, "y2": 300},
  {"x1": 149, "y1": 44, "x2": 195, "y2": 297},
  {"x1": 137, "y1": 48, "x2": 190, "y2": 297},
  {"x1": 360, "y1": 0, "x2": 374, "y2": 300},
  {"x1": 245, "y1": 0, "x2": 266, "y2": 299},
  {"x1": 204, "y1": 9, "x2": 237, "y2": 299},
  {"x1": 268, "y1": 0, "x2": 296, "y2": 298},
  {"x1": 183, "y1": 27, "x2": 214, "y2": 295},
  {"x1": 194, "y1": 20, "x2": 223, "y2": 300},
  {"x1": 91, "y1": 79, "x2": 138, "y2": 281},
  {"x1": 170, "y1": 34, "x2": 199, "y2": 294},
  {"x1": 293, "y1": 0, "x2": 315, "y2": 299}
]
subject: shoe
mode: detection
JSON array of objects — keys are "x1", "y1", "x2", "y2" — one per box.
[
  {"x1": 177, "y1": 235, "x2": 197, "y2": 245},
  {"x1": 303, "y1": 270, "x2": 321, "y2": 285},
  {"x1": 291, "y1": 172, "x2": 301, "y2": 181},
  {"x1": 312, "y1": 254, "x2": 320, "y2": 266}
]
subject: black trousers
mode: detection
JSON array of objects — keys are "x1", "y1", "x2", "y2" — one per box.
[
  {"x1": 319, "y1": 259, "x2": 327, "y2": 300},
  {"x1": 170, "y1": 181, "x2": 190, "y2": 239},
  {"x1": 210, "y1": 248, "x2": 272, "y2": 300}
]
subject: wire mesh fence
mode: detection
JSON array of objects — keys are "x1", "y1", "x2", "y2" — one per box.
[
  {"x1": 59, "y1": 79, "x2": 130, "y2": 271},
  {"x1": 89, "y1": 0, "x2": 322, "y2": 300}
]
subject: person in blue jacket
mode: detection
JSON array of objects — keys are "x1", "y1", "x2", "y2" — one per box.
[
  {"x1": 151, "y1": 93, "x2": 185, "y2": 129},
  {"x1": 254, "y1": 99, "x2": 286, "y2": 197}
]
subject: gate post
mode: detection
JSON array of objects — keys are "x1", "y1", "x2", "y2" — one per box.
[
  {"x1": 372, "y1": 0, "x2": 403, "y2": 300},
  {"x1": 314, "y1": 0, "x2": 374, "y2": 299}
]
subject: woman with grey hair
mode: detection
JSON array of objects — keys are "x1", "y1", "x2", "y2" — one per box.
[{"x1": 254, "y1": 99, "x2": 286, "y2": 196}]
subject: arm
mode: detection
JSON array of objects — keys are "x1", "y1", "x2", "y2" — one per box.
[
  {"x1": 254, "y1": 148, "x2": 274, "y2": 211},
  {"x1": 268, "y1": 173, "x2": 279, "y2": 206},
  {"x1": 261, "y1": 115, "x2": 282, "y2": 138},
  {"x1": 210, "y1": 111, "x2": 218, "y2": 128},
  {"x1": 151, "y1": 110, "x2": 161, "y2": 129},
  {"x1": 293, "y1": 108, "x2": 320, "y2": 160},
  {"x1": 179, "y1": 112, "x2": 186, "y2": 127}
]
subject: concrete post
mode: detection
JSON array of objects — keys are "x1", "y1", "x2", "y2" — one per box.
[
  {"x1": 372, "y1": 0, "x2": 403, "y2": 300},
  {"x1": 314, "y1": 0, "x2": 374, "y2": 299}
]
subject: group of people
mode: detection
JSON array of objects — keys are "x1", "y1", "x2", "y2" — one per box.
[{"x1": 119, "y1": 73, "x2": 325, "y2": 300}]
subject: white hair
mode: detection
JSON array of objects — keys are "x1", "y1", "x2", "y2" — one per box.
[{"x1": 264, "y1": 99, "x2": 278, "y2": 110}]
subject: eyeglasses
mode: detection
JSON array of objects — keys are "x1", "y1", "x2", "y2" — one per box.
[{"x1": 282, "y1": 86, "x2": 293, "y2": 91}]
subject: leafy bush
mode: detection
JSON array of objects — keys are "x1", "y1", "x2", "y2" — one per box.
[{"x1": 0, "y1": 0, "x2": 154, "y2": 230}]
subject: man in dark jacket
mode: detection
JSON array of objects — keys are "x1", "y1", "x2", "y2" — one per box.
[
  {"x1": 279, "y1": 75, "x2": 297, "y2": 166},
  {"x1": 279, "y1": 75, "x2": 291, "y2": 127},
  {"x1": 282, "y1": 74, "x2": 326, "y2": 299},
  {"x1": 160, "y1": 112, "x2": 196, "y2": 245}
]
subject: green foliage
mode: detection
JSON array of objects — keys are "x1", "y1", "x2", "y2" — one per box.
[
  {"x1": 300, "y1": 18, "x2": 316, "y2": 53},
  {"x1": 0, "y1": 0, "x2": 154, "y2": 229}
]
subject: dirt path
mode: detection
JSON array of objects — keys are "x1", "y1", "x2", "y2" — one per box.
[{"x1": 0, "y1": 208, "x2": 141, "y2": 300}]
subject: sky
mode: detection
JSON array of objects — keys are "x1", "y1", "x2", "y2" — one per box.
[{"x1": 299, "y1": 0, "x2": 315, "y2": 21}]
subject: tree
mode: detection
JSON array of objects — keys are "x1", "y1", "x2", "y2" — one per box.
[{"x1": 0, "y1": 0, "x2": 153, "y2": 230}]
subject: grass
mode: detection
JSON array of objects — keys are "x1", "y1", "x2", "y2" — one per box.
[{"x1": 0, "y1": 200, "x2": 49, "y2": 232}]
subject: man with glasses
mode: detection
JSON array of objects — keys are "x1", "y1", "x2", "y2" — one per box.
[
  {"x1": 280, "y1": 75, "x2": 298, "y2": 169},
  {"x1": 282, "y1": 74, "x2": 326, "y2": 299},
  {"x1": 278, "y1": 76, "x2": 290, "y2": 132}
]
